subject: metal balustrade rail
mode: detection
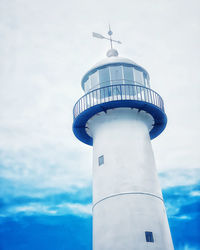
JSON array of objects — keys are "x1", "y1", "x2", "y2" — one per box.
[{"x1": 73, "y1": 84, "x2": 164, "y2": 119}]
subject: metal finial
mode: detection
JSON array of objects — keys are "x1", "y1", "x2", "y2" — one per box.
[
  {"x1": 92, "y1": 26, "x2": 121, "y2": 50},
  {"x1": 108, "y1": 24, "x2": 113, "y2": 49}
]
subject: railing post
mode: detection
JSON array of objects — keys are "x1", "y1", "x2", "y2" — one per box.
[
  {"x1": 153, "y1": 92, "x2": 155, "y2": 105},
  {"x1": 89, "y1": 92, "x2": 91, "y2": 108},
  {"x1": 150, "y1": 89, "x2": 153, "y2": 104},
  {"x1": 92, "y1": 91, "x2": 94, "y2": 106}
]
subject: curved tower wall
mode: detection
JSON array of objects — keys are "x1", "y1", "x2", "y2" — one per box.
[{"x1": 87, "y1": 108, "x2": 173, "y2": 250}]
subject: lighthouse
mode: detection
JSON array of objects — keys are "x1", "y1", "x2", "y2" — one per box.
[{"x1": 73, "y1": 29, "x2": 174, "y2": 250}]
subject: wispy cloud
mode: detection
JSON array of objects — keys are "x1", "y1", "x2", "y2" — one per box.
[
  {"x1": 0, "y1": 178, "x2": 92, "y2": 218},
  {"x1": 4, "y1": 202, "x2": 92, "y2": 217},
  {"x1": 159, "y1": 168, "x2": 200, "y2": 189}
]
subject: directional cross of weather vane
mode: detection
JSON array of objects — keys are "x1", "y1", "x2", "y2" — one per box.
[{"x1": 92, "y1": 26, "x2": 122, "y2": 49}]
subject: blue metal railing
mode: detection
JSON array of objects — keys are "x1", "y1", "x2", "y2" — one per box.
[{"x1": 73, "y1": 84, "x2": 164, "y2": 119}]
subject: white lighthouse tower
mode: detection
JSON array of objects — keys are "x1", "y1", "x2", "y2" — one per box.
[{"x1": 73, "y1": 29, "x2": 174, "y2": 250}]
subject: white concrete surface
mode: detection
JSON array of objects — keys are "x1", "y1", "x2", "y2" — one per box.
[{"x1": 87, "y1": 108, "x2": 174, "y2": 250}]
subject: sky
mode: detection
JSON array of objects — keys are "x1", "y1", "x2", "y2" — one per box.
[{"x1": 0, "y1": 0, "x2": 200, "y2": 249}]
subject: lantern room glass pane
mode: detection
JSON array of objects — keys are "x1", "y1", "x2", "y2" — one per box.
[
  {"x1": 110, "y1": 66, "x2": 123, "y2": 84},
  {"x1": 90, "y1": 71, "x2": 99, "y2": 89},
  {"x1": 123, "y1": 66, "x2": 134, "y2": 84},
  {"x1": 144, "y1": 76, "x2": 149, "y2": 87},
  {"x1": 99, "y1": 67, "x2": 110, "y2": 87},
  {"x1": 84, "y1": 78, "x2": 91, "y2": 92},
  {"x1": 134, "y1": 69, "x2": 144, "y2": 85}
]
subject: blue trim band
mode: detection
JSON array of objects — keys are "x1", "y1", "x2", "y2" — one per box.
[{"x1": 73, "y1": 99, "x2": 167, "y2": 146}]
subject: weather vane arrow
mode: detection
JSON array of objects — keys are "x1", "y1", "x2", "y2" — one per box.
[{"x1": 92, "y1": 25, "x2": 122, "y2": 49}]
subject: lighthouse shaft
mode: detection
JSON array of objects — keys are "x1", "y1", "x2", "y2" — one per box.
[
  {"x1": 88, "y1": 108, "x2": 173, "y2": 250},
  {"x1": 72, "y1": 46, "x2": 174, "y2": 249}
]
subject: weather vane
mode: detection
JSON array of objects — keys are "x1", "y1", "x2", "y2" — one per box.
[{"x1": 92, "y1": 25, "x2": 122, "y2": 49}]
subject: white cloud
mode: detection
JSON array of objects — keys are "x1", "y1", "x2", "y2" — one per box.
[
  {"x1": 190, "y1": 191, "x2": 200, "y2": 197},
  {"x1": 0, "y1": 202, "x2": 92, "y2": 218},
  {"x1": 180, "y1": 245, "x2": 199, "y2": 250},
  {"x1": 59, "y1": 203, "x2": 92, "y2": 216},
  {"x1": 176, "y1": 215, "x2": 191, "y2": 220},
  {"x1": 159, "y1": 168, "x2": 200, "y2": 189}
]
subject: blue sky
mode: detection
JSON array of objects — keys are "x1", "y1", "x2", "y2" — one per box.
[
  {"x1": 0, "y1": 175, "x2": 199, "y2": 249},
  {"x1": 0, "y1": 0, "x2": 200, "y2": 249}
]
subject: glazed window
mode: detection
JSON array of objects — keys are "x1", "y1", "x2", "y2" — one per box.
[
  {"x1": 90, "y1": 71, "x2": 99, "y2": 89},
  {"x1": 134, "y1": 68, "x2": 144, "y2": 85},
  {"x1": 123, "y1": 66, "x2": 134, "y2": 84},
  {"x1": 99, "y1": 67, "x2": 110, "y2": 87},
  {"x1": 144, "y1": 77, "x2": 148, "y2": 87},
  {"x1": 84, "y1": 78, "x2": 91, "y2": 92},
  {"x1": 98, "y1": 155, "x2": 104, "y2": 166},
  {"x1": 110, "y1": 66, "x2": 123, "y2": 84},
  {"x1": 145, "y1": 231, "x2": 154, "y2": 243}
]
